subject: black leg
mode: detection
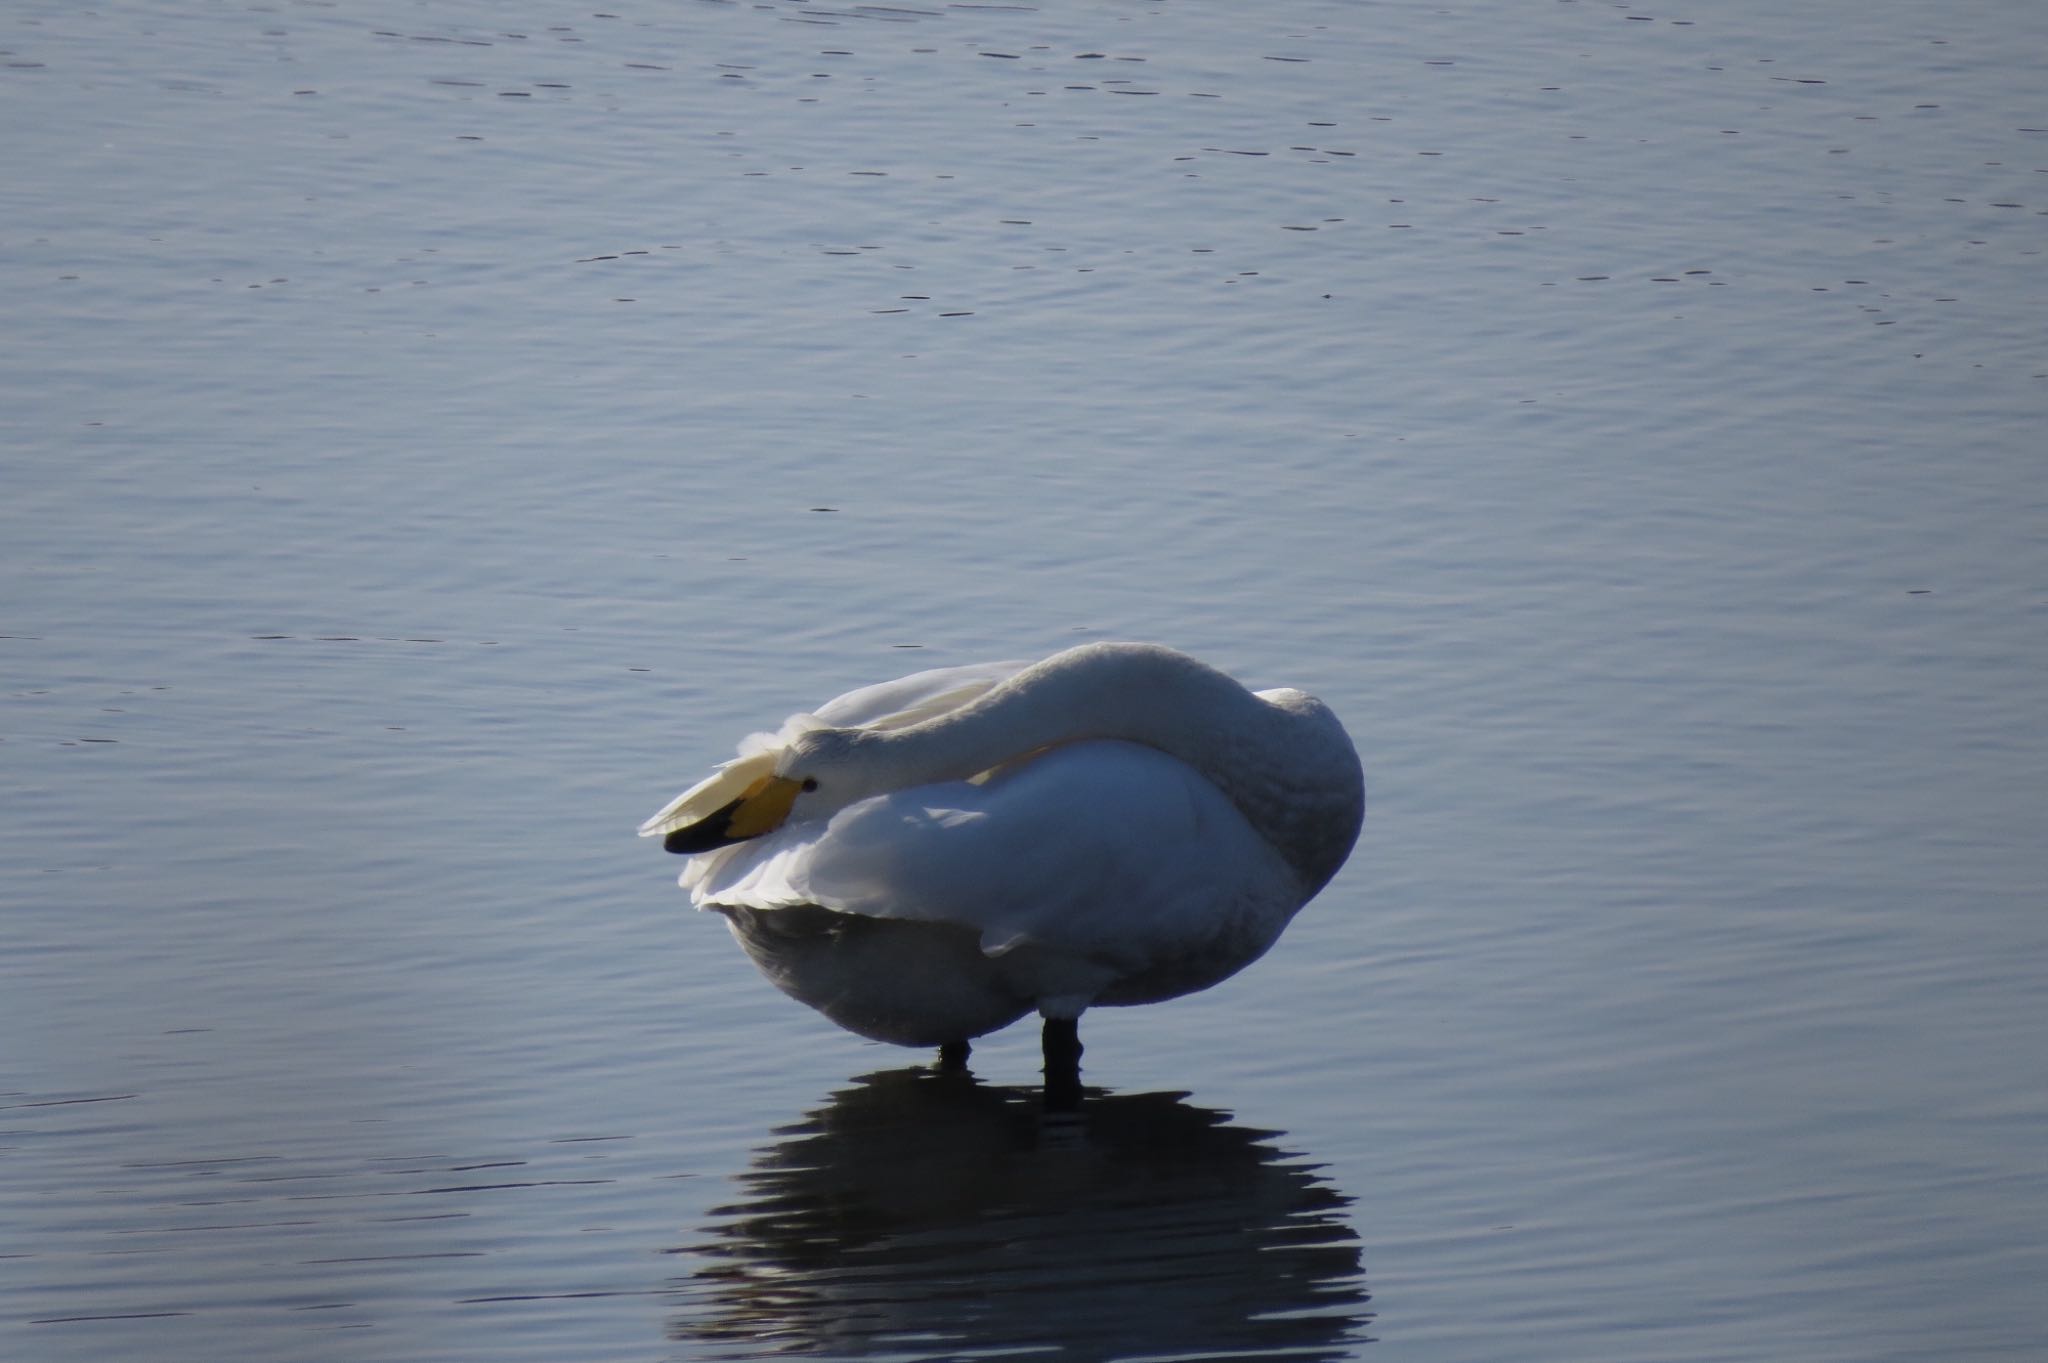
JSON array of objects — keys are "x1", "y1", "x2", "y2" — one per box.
[
  {"x1": 937, "y1": 1039, "x2": 971, "y2": 1071},
  {"x1": 1041, "y1": 1016, "x2": 1083, "y2": 1111}
]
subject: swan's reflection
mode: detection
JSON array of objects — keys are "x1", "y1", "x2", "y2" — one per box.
[{"x1": 670, "y1": 1068, "x2": 1372, "y2": 1359}]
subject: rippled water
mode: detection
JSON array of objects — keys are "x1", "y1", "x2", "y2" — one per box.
[{"x1": 5, "y1": 0, "x2": 2046, "y2": 1359}]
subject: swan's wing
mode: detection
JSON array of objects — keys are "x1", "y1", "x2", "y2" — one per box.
[
  {"x1": 686, "y1": 740, "x2": 1300, "y2": 969},
  {"x1": 809, "y1": 658, "x2": 1033, "y2": 731},
  {"x1": 639, "y1": 659, "x2": 1032, "y2": 838}
]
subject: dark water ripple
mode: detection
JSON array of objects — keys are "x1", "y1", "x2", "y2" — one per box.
[{"x1": 674, "y1": 1070, "x2": 1372, "y2": 1360}]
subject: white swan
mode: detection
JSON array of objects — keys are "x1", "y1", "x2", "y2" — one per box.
[{"x1": 638, "y1": 642, "x2": 1364, "y2": 1101}]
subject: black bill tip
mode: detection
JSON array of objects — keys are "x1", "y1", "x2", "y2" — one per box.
[{"x1": 661, "y1": 794, "x2": 748, "y2": 854}]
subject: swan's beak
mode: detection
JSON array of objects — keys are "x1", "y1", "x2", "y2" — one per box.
[{"x1": 662, "y1": 774, "x2": 804, "y2": 854}]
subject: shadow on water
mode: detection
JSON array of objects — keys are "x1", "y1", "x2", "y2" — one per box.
[{"x1": 668, "y1": 1067, "x2": 1373, "y2": 1360}]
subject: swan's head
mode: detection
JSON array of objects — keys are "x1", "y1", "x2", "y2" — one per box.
[{"x1": 660, "y1": 726, "x2": 880, "y2": 854}]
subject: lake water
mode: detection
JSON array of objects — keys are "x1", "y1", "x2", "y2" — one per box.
[{"x1": 5, "y1": 0, "x2": 2045, "y2": 1359}]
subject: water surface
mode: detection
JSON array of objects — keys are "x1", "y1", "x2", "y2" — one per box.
[{"x1": 5, "y1": 1, "x2": 2045, "y2": 1359}]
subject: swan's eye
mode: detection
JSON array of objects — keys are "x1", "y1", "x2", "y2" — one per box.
[{"x1": 800, "y1": 777, "x2": 819, "y2": 792}]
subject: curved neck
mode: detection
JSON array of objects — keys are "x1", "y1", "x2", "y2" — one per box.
[{"x1": 852, "y1": 643, "x2": 1361, "y2": 892}]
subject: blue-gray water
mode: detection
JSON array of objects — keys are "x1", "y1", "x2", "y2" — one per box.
[{"x1": 5, "y1": 1, "x2": 2045, "y2": 1359}]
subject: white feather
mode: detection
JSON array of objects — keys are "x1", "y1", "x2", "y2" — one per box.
[{"x1": 690, "y1": 741, "x2": 1296, "y2": 967}]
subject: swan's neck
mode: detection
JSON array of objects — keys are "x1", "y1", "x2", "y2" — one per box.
[{"x1": 858, "y1": 643, "x2": 1363, "y2": 891}]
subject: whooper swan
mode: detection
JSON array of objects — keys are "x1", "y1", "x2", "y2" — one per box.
[{"x1": 639, "y1": 642, "x2": 1365, "y2": 1105}]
